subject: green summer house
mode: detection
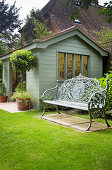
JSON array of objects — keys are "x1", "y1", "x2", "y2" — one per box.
[{"x1": 0, "y1": 26, "x2": 109, "y2": 108}]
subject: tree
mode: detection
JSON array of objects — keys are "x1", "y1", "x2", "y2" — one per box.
[
  {"x1": 0, "y1": 1, "x2": 22, "y2": 83},
  {"x1": 33, "y1": 18, "x2": 52, "y2": 39},
  {"x1": 0, "y1": 0, "x2": 21, "y2": 34},
  {"x1": 98, "y1": 1, "x2": 112, "y2": 24},
  {"x1": 92, "y1": 27, "x2": 112, "y2": 49},
  {"x1": 0, "y1": 0, "x2": 22, "y2": 53},
  {"x1": 92, "y1": 27, "x2": 112, "y2": 73},
  {"x1": 65, "y1": 0, "x2": 98, "y2": 19},
  {"x1": 10, "y1": 49, "x2": 36, "y2": 91},
  {"x1": 0, "y1": 0, "x2": 22, "y2": 55},
  {"x1": 21, "y1": 8, "x2": 44, "y2": 44}
]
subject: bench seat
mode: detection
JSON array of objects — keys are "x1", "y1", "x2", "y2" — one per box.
[{"x1": 43, "y1": 100, "x2": 88, "y2": 111}]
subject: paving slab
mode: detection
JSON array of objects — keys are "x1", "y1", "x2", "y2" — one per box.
[
  {"x1": 0, "y1": 102, "x2": 22, "y2": 113},
  {"x1": 71, "y1": 122, "x2": 109, "y2": 132},
  {"x1": 0, "y1": 102, "x2": 33, "y2": 113},
  {"x1": 43, "y1": 114, "x2": 111, "y2": 132},
  {"x1": 43, "y1": 114, "x2": 90, "y2": 126}
]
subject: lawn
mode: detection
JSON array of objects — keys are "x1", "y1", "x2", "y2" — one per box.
[{"x1": 0, "y1": 109, "x2": 112, "y2": 170}]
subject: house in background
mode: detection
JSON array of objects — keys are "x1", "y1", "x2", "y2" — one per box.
[
  {"x1": 42, "y1": 0, "x2": 111, "y2": 38},
  {"x1": 42, "y1": 0, "x2": 112, "y2": 73},
  {"x1": 0, "y1": 26, "x2": 108, "y2": 108}
]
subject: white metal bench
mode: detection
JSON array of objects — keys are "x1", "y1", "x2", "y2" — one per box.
[{"x1": 41, "y1": 74, "x2": 110, "y2": 130}]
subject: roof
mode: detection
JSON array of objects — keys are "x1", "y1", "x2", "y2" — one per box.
[
  {"x1": 42, "y1": 0, "x2": 56, "y2": 15},
  {"x1": 42, "y1": 0, "x2": 112, "y2": 42},
  {"x1": 0, "y1": 26, "x2": 108, "y2": 60}
]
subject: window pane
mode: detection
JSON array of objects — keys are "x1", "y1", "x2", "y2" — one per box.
[
  {"x1": 75, "y1": 55, "x2": 80, "y2": 76},
  {"x1": 58, "y1": 53, "x2": 64, "y2": 80},
  {"x1": 83, "y1": 56, "x2": 88, "y2": 77},
  {"x1": 67, "y1": 54, "x2": 73, "y2": 79}
]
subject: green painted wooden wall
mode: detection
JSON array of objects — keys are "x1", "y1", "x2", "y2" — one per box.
[
  {"x1": 2, "y1": 59, "x2": 12, "y2": 99},
  {"x1": 26, "y1": 50, "x2": 39, "y2": 108},
  {"x1": 39, "y1": 36, "x2": 103, "y2": 97}
]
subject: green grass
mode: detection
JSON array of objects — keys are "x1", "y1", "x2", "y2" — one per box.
[{"x1": 0, "y1": 109, "x2": 112, "y2": 170}]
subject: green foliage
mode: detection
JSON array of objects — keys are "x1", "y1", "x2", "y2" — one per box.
[
  {"x1": 91, "y1": 27, "x2": 112, "y2": 49},
  {"x1": 92, "y1": 27, "x2": 112, "y2": 42},
  {"x1": 0, "y1": 33, "x2": 22, "y2": 55},
  {"x1": 65, "y1": 0, "x2": 98, "y2": 20},
  {"x1": 33, "y1": 18, "x2": 52, "y2": 39},
  {"x1": 15, "y1": 82, "x2": 26, "y2": 92},
  {"x1": 0, "y1": 34, "x2": 11, "y2": 55},
  {"x1": 98, "y1": 1, "x2": 112, "y2": 24},
  {"x1": 0, "y1": 0, "x2": 21, "y2": 34},
  {"x1": 21, "y1": 8, "x2": 43, "y2": 44},
  {"x1": 0, "y1": 61, "x2": 3, "y2": 83},
  {"x1": 10, "y1": 49, "x2": 36, "y2": 91},
  {"x1": 10, "y1": 49, "x2": 36, "y2": 72},
  {"x1": 12, "y1": 91, "x2": 34, "y2": 101},
  {"x1": 0, "y1": 83, "x2": 6, "y2": 96},
  {"x1": 0, "y1": 1, "x2": 22, "y2": 55},
  {"x1": 97, "y1": 72, "x2": 112, "y2": 109}
]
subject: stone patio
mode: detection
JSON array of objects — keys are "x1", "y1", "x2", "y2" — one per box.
[
  {"x1": 42, "y1": 114, "x2": 111, "y2": 132},
  {"x1": 0, "y1": 102, "x2": 23, "y2": 113}
]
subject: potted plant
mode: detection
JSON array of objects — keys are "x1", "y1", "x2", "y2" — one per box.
[
  {"x1": 0, "y1": 83, "x2": 8, "y2": 102},
  {"x1": 10, "y1": 49, "x2": 36, "y2": 111},
  {"x1": 12, "y1": 90, "x2": 33, "y2": 111}
]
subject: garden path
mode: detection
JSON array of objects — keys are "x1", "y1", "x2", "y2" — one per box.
[{"x1": 0, "y1": 102, "x2": 22, "y2": 113}]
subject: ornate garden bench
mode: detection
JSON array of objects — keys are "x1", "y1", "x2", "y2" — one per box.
[{"x1": 41, "y1": 74, "x2": 110, "y2": 131}]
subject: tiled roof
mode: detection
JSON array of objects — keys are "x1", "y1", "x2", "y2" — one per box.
[
  {"x1": 42, "y1": 0, "x2": 56, "y2": 16},
  {"x1": 42, "y1": 0, "x2": 112, "y2": 42}
]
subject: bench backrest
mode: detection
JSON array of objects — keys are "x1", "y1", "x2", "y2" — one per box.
[{"x1": 57, "y1": 74, "x2": 102, "y2": 103}]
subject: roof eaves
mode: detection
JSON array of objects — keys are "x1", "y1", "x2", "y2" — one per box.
[
  {"x1": 34, "y1": 25, "x2": 109, "y2": 52},
  {"x1": 0, "y1": 41, "x2": 35, "y2": 60},
  {"x1": 0, "y1": 25, "x2": 108, "y2": 60}
]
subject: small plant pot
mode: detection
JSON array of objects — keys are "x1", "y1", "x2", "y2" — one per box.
[
  {"x1": 0, "y1": 96, "x2": 8, "y2": 103},
  {"x1": 16, "y1": 98, "x2": 31, "y2": 111}
]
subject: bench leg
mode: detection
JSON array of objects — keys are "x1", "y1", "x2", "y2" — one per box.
[
  {"x1": 104, "y1": 110, "x2": 111, "y2": 127},
  {"x1": 55, "y1": 105, "x2": 61, "y2": 114},
  {"x1": 86, "y1": 113, "x2": 92, "y2": 131},
  {"x1": 41, "y1": 103, "x2": 46, "y2": 117}
]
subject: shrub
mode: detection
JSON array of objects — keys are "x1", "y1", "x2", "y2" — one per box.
[
  {"x1": 0, "y1": 83, "x2": 7, "y2": 96},
  {"x1": 15, "y1": 81, "x2": 26, "y2": 92},
  {"x1": 98, "y1": 72, "x2": 112, "y2": 110},
  {"x1": 12, "y1": 91, "x2": 34, "y2": 101}
]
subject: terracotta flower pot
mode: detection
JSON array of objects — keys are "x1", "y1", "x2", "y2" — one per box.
[
  {"x1": 16, "y1": 98, "x2": 31, "y2": 111},
  {"x1": 0, "y1": 96, "x2": 8, "y2": 103}
]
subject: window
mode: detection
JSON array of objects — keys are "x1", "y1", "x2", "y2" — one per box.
[
  {"x1": 83, "y1": 55, "x2": 88, "y2": 77},
  {"x1": 58, "y1": 52, "x2": 88, "y2": 80},
  {"x1": 75, "y1": 55, "x2": 80, "y2": 76},
  {"x1": 67, "y1": 53, "x2": 73, "y2": 79},
  {"x1": 58, "y1": 53, "x2": 64, "y2": 80}
]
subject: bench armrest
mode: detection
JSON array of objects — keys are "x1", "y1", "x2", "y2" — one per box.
[
  {"x1": 88, "y1": 89, "x2": 107, "y2": 112},
  {"x1": 41, "y1": 86, "x2": 58, "y2": 102},
  {"x1": 88, "y1": 79, "x2": 109, "y2": 112}
]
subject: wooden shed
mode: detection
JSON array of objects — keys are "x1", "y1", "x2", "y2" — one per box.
[{"x1": 0, "y1": 26, "x2": 108, "y2": 108}]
